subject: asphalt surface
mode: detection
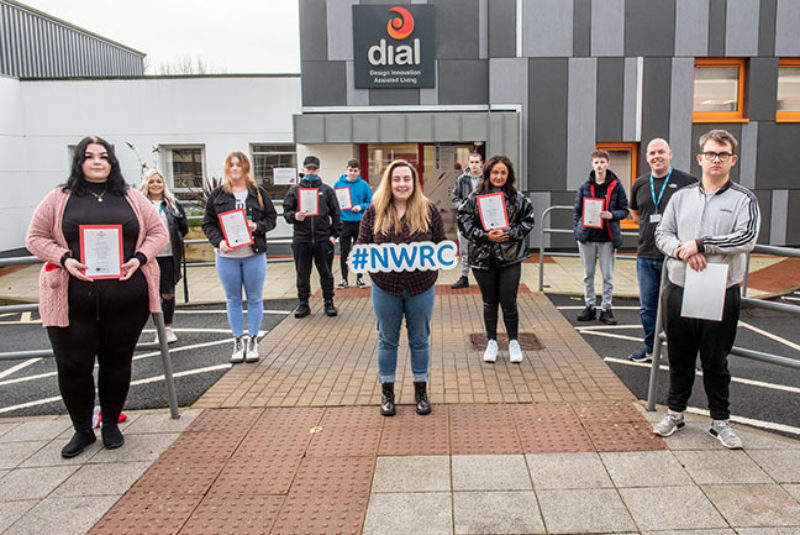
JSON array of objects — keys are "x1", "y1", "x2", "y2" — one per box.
[{"x1": 547, "y1": 291, "x2": 800, "y2": 438}]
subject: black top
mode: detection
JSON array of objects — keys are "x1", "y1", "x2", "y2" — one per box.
[{"x1": 629, "y1": 168, "x2": 697, "y2": 258}]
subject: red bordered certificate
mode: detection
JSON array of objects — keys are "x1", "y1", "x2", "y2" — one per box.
[
  {"x1": 334, "y1": 187, "x2": 353, "y2": 210},
  {"x1": 298, "y1": 188, "x2": 320, "y2": 215},
  {"x1": 218, "y1": 208, "x2": 254, "y2": 249},
  {"x1": 582, "y1": 198, "x2": 604, "y2": 228},
  {"x1": 79, "y1": 224, "x2": 123, "y2": 279},
  {"x1": 476, "y1": 193, "x2": 510, "y2": 231}
]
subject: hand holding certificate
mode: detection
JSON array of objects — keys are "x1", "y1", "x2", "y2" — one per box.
[
  {"x1": 335, "y1": 187, "x2": 353, "y2": 210},
  {"x1": 218, "y1": 208, "x2": 254, "y2": 249},
  {"x1": 80, "y1": 225, "x2": 123, "y2": 279},
  {"x1": 582, "y1": 198, "x2": 604, "y2": 228},
  {"x1": 477, "y1": 193, "x2": 509, "y2": 231},
  {"x1": 298, "y1": 188, "x2": 320, "y2": 216}
]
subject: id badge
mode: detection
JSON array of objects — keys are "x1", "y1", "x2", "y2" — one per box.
[{"x1": 649, "y1": 213, "x2": 661, "y2": 224}]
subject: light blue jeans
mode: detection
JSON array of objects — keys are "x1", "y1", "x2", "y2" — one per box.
[
  {"x1": 372, "y1": 284, "x2": 436, "y2": 384},
  {"x1": 577, "y1": 240, "x2": 616, "y2": 311},
  {"x1": 215, "y1": 253, "x2": 267, "y2": 337}
]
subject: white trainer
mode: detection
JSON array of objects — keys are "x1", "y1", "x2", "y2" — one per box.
[
  {"x1": 245, "y1": 335, "x2": 260, "y2": 362},
  {"x1": 483, "y1": 339, "x2": 498, "y2": 362},
  {"x1": 165, "y1": 327, "x2": 178, "y2": 344},
  {"x1": 508, "y1": 339, "x2": 524, "y2": 363},
  {"x1": 230, "y1": 336, "x2": 245, "y2": 364}
]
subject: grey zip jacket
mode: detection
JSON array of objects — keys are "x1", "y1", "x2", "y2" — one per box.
[{"x1": 655, "y1": 180, "x2": 760, "y2": 288}]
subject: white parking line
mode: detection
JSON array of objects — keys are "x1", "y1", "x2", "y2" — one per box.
[
  {"x1": 575, "y1": 324, "x2": 641, "y2": 331},
  {"x1": 683, "y1": 406, "x2": 800, "y2": 437},
  {"x1": 575, "y1": 329, "x2": 643, "y2": 343},
  {"x1": 174, "y1": 309, "x2": 292, "y2": 315},
  {"x1": 0, "y1": 358, "x2": 42, "y2": 380},
  {"x1": 738, "y1": 320, "x2": 800, "y2": 352},
  {"x1": 557, "y1": 305, "x2": 641, "y2": 310}
]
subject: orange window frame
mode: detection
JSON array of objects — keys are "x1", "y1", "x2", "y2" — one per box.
[
  {"x1": 777, "y1": 58, "x2": 800, "y2": 123},
  {"x1": 692, "y1": 58, "x2": 748, "y2": 123},
  {"x1": 595, "y1": 142, "x2": 639, "y2": 230}
]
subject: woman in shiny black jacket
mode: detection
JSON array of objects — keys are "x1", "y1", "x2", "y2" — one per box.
[{"x1": 457, "y1": 155, "x2": 535, "y2": 363}]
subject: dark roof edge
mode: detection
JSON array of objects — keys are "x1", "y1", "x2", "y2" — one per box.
[{"x1": 18, "y1": 73, "x2": 302, "y2": 81}]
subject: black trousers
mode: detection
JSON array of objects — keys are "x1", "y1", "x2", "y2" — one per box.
[
  {"x1": 292, "y1": 240, "x2": 335, "y2": 301},
  {"x1": 156, "y1": 256, "x2": 176, "y2": 324},
  {"x1": 339, "y1": 221, "x2": 361, "y2": 281},
  {"x1": 46, "y1": 273, "x2": 150, "y2": 431},
  {"x1": 662, "y1": 282, "x2": 740, "y2": 420},
  {"x1": 473, "y1": 262, "x2": 522, "y2": 340}
]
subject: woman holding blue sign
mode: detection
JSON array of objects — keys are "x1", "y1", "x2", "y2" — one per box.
[
  {"x1": 457, "y1": 155, "x2": 535, "y2": 363},
  {"x1": 357, "y1": 159, "x2": 446, "y2": 416}
]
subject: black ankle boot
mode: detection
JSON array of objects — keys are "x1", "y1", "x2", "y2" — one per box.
[
  {"x1": 324, "y1": 300, "x2": 338, "y2": 317},
  {"x1": 101, "y1": 424, "x2": 124, "y2": 449},
  {"x1": 414, "y1": 381, "x2": 431, "y2": 415},
  {"x1": 61, "y1": 428, "x2": 96, "y2": 458},
  {"x1": 380, "y1": 382, "x2": 395, "y2": 416}
]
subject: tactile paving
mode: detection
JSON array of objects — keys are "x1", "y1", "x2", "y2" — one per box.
[
  {"x1": 450, "y1": 404, "x2": 515, "y2": 427},
  {"x1": 572, "y1": 400, "x2": 644, "y2": 423},
  {"x1": 516, "y1": 420, "x2": 595, "y2": 453},
  {"x1": 88, "y1": 490, "x2": 202, "y2": 535},
  {"x1": 510, "y1": 402, "x2": 578, "y2": 424},
  {"x1": 333, "y1": 287, "x2": 372, "y2": 298},
  {"x1": 584, "y1": 421, "x2": 667, "y2": 452},
  {"x1": 319, "y1": 406, "x2": 386, "y2": 428},
  {"x1": 450, "y1": 404, "x2": 521, "y2": 454},
  {"x1": 185, "y1": 408, "x2": 264, "y2": 433},
  {"x1": 210, "y1": 453, "x2": 303, "y2": 495},
  {"x1": 133, "y1": 457, "x2": 224, "y2": 495},
  {"x1": 379, "y1": 409, "x2": 450, "y2": 456},
  {"x1": 253, "y1": 407, "x2": 325, "y2": 431},
  {"x1": 178, "y1": 494, "x2": 284, "y2": 535},
  {"x1": 158, "y1": 431, "x2": 244, "y2": 464},
  {"x1": 306, "y1": 424, "x2": 382, "y2": 457}
]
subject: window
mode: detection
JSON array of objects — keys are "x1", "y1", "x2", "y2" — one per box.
[
  {"x1": 596, "y1": 142, "x2": 638, "y2": 230},
  {"x1": 777, "y1": 58, "x2": 800, "y2": 122},
  {"x1": 693, "y1": 58, "x2": 747, "y2": 122},
  {"x1": 163, "y1": 146, "x2": 205, "y2": 195},
  {"x1": 251, "y1": 144, "x2": 296, "y2": 196}
]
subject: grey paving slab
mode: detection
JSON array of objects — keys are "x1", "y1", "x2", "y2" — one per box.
[
  {"x1": 0, "y1": 420, "x2": 71, "y2": 443},
  {"x1": 601, "y1": 451, "x2": 692, "y2": 487},
  {"x1": 702, "y1": 483, "x2": 800, "y2": 527},
  {"x1": 673, "y1": 450, "x2": 773, "y2": 485},
  {"x1": 52, "y1": 461, "x2": 149, "y2": 497},
  {"x1": 0, "y1": 422, "x2": 21, "y2": 439},
  {"x1": 537, "y1": 488, "x2": 636, "y2": 534},
  {"x1": 619, "y1": 486, "x2": 728, "y2": 531},
  {"x1": 736, "y1": 529, "x2": 800, "y2": 534},
  {"x1": 747, "y1": 450, "x2": 800, "y2": 483},
  {"x1": 453, "y1": 490, "x2": 545, "y2": 535},
  {"x1": 88, "y1": 432, "x2": 180, "y2": 463},
  {"x1": 526, "y1": 452, "x2": 612, "y2": 489},
  {"x1": 20, "y1": 439, "x2": 102, "y2": 468},
  {"x1": 0, "y1": 466, "x2": 77, "y2": 500},
  {"x1": 120, "y1": 408, "x2": 202, "y2": 434},
  {"x1": 641, "y1": 530, "x2": 736, "y2": 535},
  {"x1": 659, "y1": 426, "x2": 720, "y2": 450},
  {"x1": 372, "y1": 456, "x2": 450, "y2": 493},
  {"x1": 0, "y1": 441, "x2": 47, "y2": 470},
  {"x1": 452, "y1": 455, "x2": 532, "y2": 491},
  {"x1": 0, "y1": 500, "x2": 36, "y2": 532},
  {"x1": 784, "y1": 483, "x2": 800, "y2": 502},
  {"x1": 3, "y1": 495, "x2": 118, "y2": 535},
  {"x1": 362, "y1": 492, "x2": 452, "y2": 535},
  {"x1": 737, "y1": 429, "x2": 800, "y2": 450}
]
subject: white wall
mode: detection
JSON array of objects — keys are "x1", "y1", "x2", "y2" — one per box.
[
  {"x1": 0, "y1": 76, "x2": 31, "y2": 252},
  {"x1": 296, "y1": 143, "x2": 358, "y2": 186}
]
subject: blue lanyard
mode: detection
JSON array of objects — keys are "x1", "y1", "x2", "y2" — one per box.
[{"x1": 650, "y1": 167, "x2": 672, "y2": 213}]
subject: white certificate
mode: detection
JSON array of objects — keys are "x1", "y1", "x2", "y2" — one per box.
[
  {"x1": 273, "y1": 167, "x2": 297, "y2": 185},
  {"x1": 582, "y1": 198, "x2": 604, "y2": 228},
  {"x1": 218, "y1": 208, "x2": 253, "y2": 249},
  {"x1": 80, "y1": 225, "x2": 123, "y2": 279},
  {"x1": 681, "y1": 262, "x2": 729, "y2": 321},
  {"x1": 476, "y1": 193, "x2": 509, "y2": 231},
  {"x1": 298, "y1": 188, "x2": 319, "y2": 215},
  {"x1": 335, "y1": 187, "x2": 353, "y2": 210}
]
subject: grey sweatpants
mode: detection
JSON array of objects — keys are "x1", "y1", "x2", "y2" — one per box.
[
  {"x1": 457, "y1": 230, "x2": 470, "y2": 278},
  {"x1": 577, "y1": 240, "x2": 616, "y2": 311}
]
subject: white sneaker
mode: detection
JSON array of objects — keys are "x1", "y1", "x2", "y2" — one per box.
[
  {"x1": 230, "y1": 336, "x2": 245, "y2": 363},
  {"x1": 508, "y1": 339, "x2": 523, "y2": 363},
  {"x1": 483, "y1": 339, "x2": 498, "y2": 362},
  {"x1": 165, "y1": 327, "x2": 178, "y2": 344},
  {"x1": 245, "y1": 335, "x2": 259, "y2": 362}
]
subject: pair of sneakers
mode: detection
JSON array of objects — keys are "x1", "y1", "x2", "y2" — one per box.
[
  {"x1": 337, "y1": 277, "x2": 367, "y2": 289},
  {"x1": 483, "y1": 339, "x2": 524, "y2": 363},
  {"x1": 230, "y1": 335, "x2": 259, "y2": 364},
  {"x1": 653, "y1": 411, "x2": 743, "y2": 449}
]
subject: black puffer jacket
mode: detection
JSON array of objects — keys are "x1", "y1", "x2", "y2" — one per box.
[
  {"x1": 202, "y1": 185, "x2": 277, "y2": 254},
  {"x1": 155, "y1": 198, "x2": 188, "y2": 285},
  {"x1": 282, "y1": 176, "x2": 342, "y2": 244},
  {"x1": 457, "y1": 189, "x2": 536, "y2": 269}
]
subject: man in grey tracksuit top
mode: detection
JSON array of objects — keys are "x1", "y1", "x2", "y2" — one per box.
[{"x1": 652, "y1": 129, "x2": 760, "y2": 449}]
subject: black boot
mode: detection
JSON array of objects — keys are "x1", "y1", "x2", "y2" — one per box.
[
  {"x1": 380, "y1": 382, "x2": 395, "y2": 416},
  {"x1": 61, "y1": 429, "x2": 96, "y2": 458},
  {"x1": 324, "y1": 300, "x2": 338, "y2": 317},
  {"x1": 295, "y1": 300, "x2": 311, "y2": 318},
  {"x1": 101, "y1": 424, "x2": 124, "y2": 449},
  {"x1": 414, "y1": 381, "x2": 431, "y2": 415},
  {"x1": 451, "y1": 276, "x2": 469, "y2": 289}
]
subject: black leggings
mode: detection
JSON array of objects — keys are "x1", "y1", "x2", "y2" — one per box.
[
  {"x1": 157, "y1": 256, "x2": 176, "y2": 324},
  {"x1": 339, "y1": 221, "x2": 361, "y2": 280},
  {"x1": 473, "y1": 262, "x2": 522, "y2": 341},
  {"x1": 46, "y1": 274, "x2": 150, "y2": 431}
]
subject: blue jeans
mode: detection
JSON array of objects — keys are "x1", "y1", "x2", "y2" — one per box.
[
  {"x1": 215, "y1": 253, "x2": 267, "y2": 337},
  {"x1": 372, "y1": 284, "x2": 436, "y2": 384},
  {"x1": 637, "y1": 257, "x2": 663, "y2": 353}
]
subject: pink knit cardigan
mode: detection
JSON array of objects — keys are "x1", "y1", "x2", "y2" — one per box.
[{"x1": 26, "y1": 187, "x2": 169, "y2": 327}]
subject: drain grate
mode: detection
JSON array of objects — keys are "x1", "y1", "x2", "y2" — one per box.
[{"x1": 469, "y1": 331, "x2": 544, "y2": 350}]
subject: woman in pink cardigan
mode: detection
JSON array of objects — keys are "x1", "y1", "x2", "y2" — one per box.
[{"x1": 26, "y1": 136, "x2": 167, "y2": 458}]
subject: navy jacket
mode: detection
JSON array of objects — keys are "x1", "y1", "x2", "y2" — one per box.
[{"x1": 572, "y1": 170, "x2": 629, "y2": 249}]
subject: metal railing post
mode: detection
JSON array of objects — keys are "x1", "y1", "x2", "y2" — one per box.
[
  {"x1": 646, "y1": 265, "x2": 669, "y2": 411},
  {"x1": 152, "y1": 312, "x2": 180, "y2": 419}
]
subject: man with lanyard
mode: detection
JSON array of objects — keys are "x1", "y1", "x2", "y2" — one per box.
[
  {"x1": 628, "y1": 139, "x2": 697, "y2": 362},
  {"x1": 450, "y1": 152, "x2": 483, "y2": 289}
]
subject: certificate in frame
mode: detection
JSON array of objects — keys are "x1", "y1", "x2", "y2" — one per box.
[
  {"x1": 334, "y1": 187, "x2": 353, "y2": 210},
  {"x1": 218, "y1": 208, "x2": 254, "y2": 249},
  {"x1": 298, "y1": 188, "x2": 320, "y2": 216},
  {"x1": 476, "y1": 192, "x2": 510, "y2": 231},
  {"x1": 582, "y1": 198, "x2": 605, "y2": 229},
  {"x1": 79, "y1": 224, "x2": 123, "y2": 279}
]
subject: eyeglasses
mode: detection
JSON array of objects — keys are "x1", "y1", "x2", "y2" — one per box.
[{"x1": 701, "y1": 151, "x2": 734, "y2": 162}]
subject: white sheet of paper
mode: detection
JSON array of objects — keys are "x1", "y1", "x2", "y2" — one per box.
[
  {"x1": 273, "y1": 167, "x2": 297, "y2": 185},
  {"x1": 335, "y1": 187, "x2": 353, "y2": 210},
  {"x1": 82, "y1": 227, "x2": 121, "y2": 277},
  {"x1": 681, "y1": 263, "x2": 729, "y2": 321},
  {"x1": 583, "y1": 199, "x2": 604, "y2": 228},
  {"x1": 477, "y1": 194, "x2": 509, "y2": 230},
  {"x1": 219, "y1": 210, "x2": 252, "y2": 247},
  {"x1": 299, "y1": 188, "x2": 319, "y2": 214}
]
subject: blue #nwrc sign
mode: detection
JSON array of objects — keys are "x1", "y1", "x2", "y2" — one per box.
[{"x1": 347, "y1": 241, "x2": 458, "y2": 274}]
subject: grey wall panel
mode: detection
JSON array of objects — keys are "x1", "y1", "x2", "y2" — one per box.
[
  {"x1": 353, "y1": 114, "x2": 380, "y2": 142},
  {"x1": 324, "y1": 115, "x2": 353, "y2": 142},
  {"x1": 327, "y1": 0, "x2": 355, "y2": 61},
  {"x1": 346, "y1": 61, "x2": 370, "y2": 106},
  {"x1": 591, "y1": 0, "x2": 624, "y2": 57},
  {"x1": 690, "y1": 123, "x2": 742, "y2": 180},
  {"x1": 625, "y1": 0, "x2": 675, "y2": 57},
  {"x1": 299, "y1": 0, "x2": 328, "y2": 62},
  {"x1": 739, "y1": 121, "x2": 758, "y2": 190},
  {"x1": 420, "y1": 61, "x2": 439, "y2": 105},
  {"x1": 596, "y1": 58, "x2": 624, "y2": 142},
  {"x1": 786, "y1": 190, "x2": 800, "y2": 245},
  {"x1": 775, "y1": 0, "x2": 800, "y2": 55},
  {"x1": 302, "y1": 61, "x2": 347, "y2": 106},
  {"x1": 567, "y1": 58, "x2": 597, "y2": 191},
  {"x1": 369, "y1": 88, "x2": 420, "y2": 105},
  {"x1": 438, "y1": 60, "x2": 489, "y2": 105},
  {"x1": 529, "y1": 58, "x2": 569, "y2": 192},
  {"x1": 725, "y1": 0, "x2": 760, "y2": 56},
  {"x1": 622, "y1": 57, "x2": 639, "y2": 141},
  {"x1": 755, "y1": 123, "x2": 800, "y2": 189},
  {"x1": 407, "y1": 114, "x2": 434, "y2": 141},
  {"x1": 489, "y1": 58, "x2": 527, "y2": 105},
  {"x1": 640, "y1": 58, "x2": 672, "y2": 171},
  {"x1": 502, "y1": 114, "x2": 520, "y2": 172},
  {"x1": 769, "y1": 189, "x2": 788, "y2": 245},
  {"x1": 488, "y1": 113, "x2": 505, "y2": 157},
  {"x1": 479, "y1": 0, "x2": 488, "y2": 59},
  {"x1": 433, "y1": 113, "x2": 461, "y2": 140},
  {"x1": 748, "y1": 58, "x2": 779, "y2": 121},
  {"x1": 669, "y1": 57, "x2": 695, "y2": 172},
  {"x1": 529, "y1": 192, "x2": 552, "y2": 248},
  {"x1": 573, "y1": 0, "x2": 591, "y2": 57},
  {"x1": 522, "y1": 0, "x2": 573, "y2": 57},
  {"x1": 294, "y1": 114, "x2": 326, "y2": 143},
  {"x1": 758, "y1": 0, "x2": 777, "y2": 56},
  {"x1": 488, "y1": 0, "x2": 516, "y2": 58},
  {"x1": 462, "y1": 114, "x2": 488, "y2": 141},
  {"x1": 379, "y1": 115, "x2": 407, "y2": 142},
  {"x1": 754, "y1": 189, "x2": 771, "y2": 243},
  {"x1": 675, "y1": 0, "x2": 709, "y2": 57},
  {"x1": 431, "y1": 0, "x2": 479, "y2": 59},
  {"x1": 707, "y1": 0, "x2": 727, "y2": 56},
  {"x1": 549, "y1": 191, "x2": 580, "y2": 248}
]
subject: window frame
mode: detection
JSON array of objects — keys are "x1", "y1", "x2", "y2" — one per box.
[
  {"x1": 160, "y1": 144, "x2": 206, "y2": 194},
  {"x1": 692, "y1": 58, "x2": 748, "y2": 123},
  {"x1": 250, "y1": 143, "x2": 297, "y2": 196},
  {"x1": 777, "y1": 58, "x2": 800, "y2": 123},
  {"x1": 595, "y1": 142, "x2": 639, "y2": 231}
]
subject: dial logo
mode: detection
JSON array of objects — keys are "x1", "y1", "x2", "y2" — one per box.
[{"x1": 387, "y1": 7, "x2": 414, "y2": 40}]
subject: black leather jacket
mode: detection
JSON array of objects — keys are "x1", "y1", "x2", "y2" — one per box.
[
  {"x1": 457, "y1": 189, "x2": 536, "y2": 269},
  {"x1": 202, "y1": 185, "x2": 277, "y2": 254},
  {"x1": 154, "y1": 198, "x2": 188, "y2": 284}
]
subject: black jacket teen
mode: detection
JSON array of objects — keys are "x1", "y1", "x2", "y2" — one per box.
[
  {"x1": 202, "y1": 185, "x2": 277, "y2": 254},
  {"x1": 282, "y1": 175, "x2": 342, "y2": 244}
]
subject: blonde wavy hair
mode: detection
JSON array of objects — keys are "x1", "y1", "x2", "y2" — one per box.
[
  {"x1": 372, "y1": 159, "x2": 431, "y2": 235},
  {"x1": 222, "y1": 151, "x2": 263, "y2": 208},
  {"x1": 139, "y1": 168, "x2": 177, "y2": 211}
]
